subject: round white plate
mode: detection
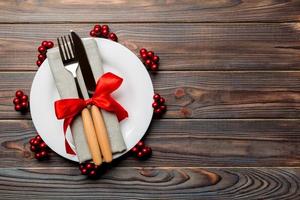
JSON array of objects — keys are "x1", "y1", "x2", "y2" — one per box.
[{"x1": 30, "y1": 38, "x2": 154, "y2": 162}]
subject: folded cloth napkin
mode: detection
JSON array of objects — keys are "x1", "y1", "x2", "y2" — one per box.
[{"x1": 47, "y1": 38, "x2": 127, "y2": 163}]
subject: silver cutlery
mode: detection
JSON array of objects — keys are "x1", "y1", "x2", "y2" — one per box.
[{"x1": 57, "y1": 35, "x2": 102, "y2": 165}]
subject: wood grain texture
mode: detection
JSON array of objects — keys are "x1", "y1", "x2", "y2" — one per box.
[
  {"x1": 1, "y1": 1, "x2": 300, "y2": 197},
  {"x1": 0, "y1": 119, "x2": 299, "y2": 168},
  {"x1": 1, "y1": 0, "x2": 300, "y2": 23},
  {"x1": 1, "y1": 23, "x2": 300, "y2": 71},
  {"x1": 1, "y1": 71, "x2": 300, "y2": 119},
  {"x1": 0, "y1": 167, "x2": 299, "y2": 199}
]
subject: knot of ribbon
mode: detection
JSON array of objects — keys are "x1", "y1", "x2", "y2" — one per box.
[{"x1": 54, "y1": 72, "x2": 128, "y2": 155}]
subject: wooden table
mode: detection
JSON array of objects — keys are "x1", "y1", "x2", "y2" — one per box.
[{"x1": 0, "y1": 1, "x2": 300, "y2": 199}]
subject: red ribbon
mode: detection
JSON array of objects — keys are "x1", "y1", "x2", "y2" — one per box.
[{"x1": 54, "y1": 72, "x2": 128, "y2": 155}]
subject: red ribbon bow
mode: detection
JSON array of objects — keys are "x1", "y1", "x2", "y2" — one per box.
[{"x1": 55, "y1": 72, "x2": 128, "y2": 155}]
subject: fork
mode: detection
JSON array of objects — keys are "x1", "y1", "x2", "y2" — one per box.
[{"x1": 57, "y1": 35, "x2": 102, "y2": 165}]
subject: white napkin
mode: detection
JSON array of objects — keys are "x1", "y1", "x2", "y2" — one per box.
[{"x1": 47, "y1": 38, "x2": 127, "y2": 163}]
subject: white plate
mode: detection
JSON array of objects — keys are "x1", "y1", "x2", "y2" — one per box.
[{"x1": 30, "y1": 38, "x2": 154, "y2": 162}]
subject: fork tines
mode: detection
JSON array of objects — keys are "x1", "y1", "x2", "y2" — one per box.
[{"x1": 57, "y1": 35, "x2": 75, "y2": 64}]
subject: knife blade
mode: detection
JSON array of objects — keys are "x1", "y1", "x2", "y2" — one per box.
[
  {"x1": 71, "y1": 31, "x2": 113, "y2": 163},
  {"x1": 71, "y1": 31, "x2": 95, "y2": 97}
]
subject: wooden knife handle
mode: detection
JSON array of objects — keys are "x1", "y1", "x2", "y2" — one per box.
[
  {"x1": 91, "y1": 105, "x2": 113, "y2": 163},
  {"x1": 81, "y1": 108, "x2": 102, "y2": 165}
]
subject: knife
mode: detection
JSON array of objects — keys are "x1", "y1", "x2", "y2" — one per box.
[{"x1": 71, "y1": 31, "x2": 113, "y2": 163}]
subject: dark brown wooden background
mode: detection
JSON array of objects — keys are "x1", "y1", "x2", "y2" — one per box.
[{"x1": 1, "y1": 0, "x2": 300, "y2": 199}]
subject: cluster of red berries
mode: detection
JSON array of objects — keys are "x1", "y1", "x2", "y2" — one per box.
[
  {"x1": 79, "y1": 162, "x2": 101, "y2": 177},
  {"x1": 36, "y1": 40, "x2": 54, "y2": 67},
  {"x1": 13, "y1": 90, "x2": 29, "y2": 112},
  {"x1": 139, "y1": 48, "x2": 159, "y2": 71},
  {"x1": 90, "y1": 24, "x2": 118, "y2": 42},
  {"x1": 153, "y1": 93, "x2": 167, "y2": 116},
  {"x1": 131, "y1": 141, "x2": 152, "y2": 159},
  {"x1": 29, "y1": 135, "x2": 50, "y2": 160}
]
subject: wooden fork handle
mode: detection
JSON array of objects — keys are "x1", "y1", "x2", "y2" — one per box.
[
  {"x1": 91, "y1": 105, "x2": 113, "y2": 163},
  {"x1": 81, "y1": 108, "x2": 102, "y2": 165}
]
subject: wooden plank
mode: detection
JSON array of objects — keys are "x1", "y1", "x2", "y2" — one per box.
[
  {"x1": 0, "y1": 23, "x2": 300, "y2": 71},
  {"x1": 1, "y1": 0, "x2": 300, "y2": 23},
  {"x1": 1, "y1": 71, "x2": 300, "y2": 119},
  {"x1": 0, "y1": 167, "x2": 299, "y2": 199},
  {"x1": 0, "y1": 119, "x2": 299, "y2": 168}
]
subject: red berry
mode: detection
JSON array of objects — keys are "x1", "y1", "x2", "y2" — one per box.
[
  {"x1": 35, "y1": 135, "x2": 42, "y2": 141},
  {"x1": 39, "y1": 142, "x2": 47, "y2": 149},
  {"x1": 89, "y1": 170, "x2": 96, "y2": 176},
  {"x1": 142, "y1": 148, "x2": 148, "y2": 154},
  {"x1": 160, "y1": 105, "x2": 167, "y2": 112},
  {"x1": 147, "y1": 51, "x2": 154, "y2": 59},
  {"x1": 131, "y1": 147, "x2": 138, "y2": 153},
  {"x1": 41, "y1": 41, "x2": 48, "y2": 47},
  {"x1": 159, "y1": 97, "x2": 165, "y2": 104},
  {"x1": 33, "y1": 140, "x2": 39, "y2": 145},
  {"x1": 94, "y1": 24, "x2": 101, "y2": 30},
  {"x1": 86, "y1": 163, "x2": 94, "y2": 170},
  {"x1": 145, "y1": 59, "x2": 152, "y2": 67},
  {"x1": 140, "y1": 48, "x2": 147, "y2": 56},
  {"x1": 145, "y1": 147, "x2": 152, "y2": 155},
  {"x1": 46, "y1": 41, "x2": 54, "y2": 49},
  {"x1": 81, "y1": 168, "x2": 87, "y2": 175},
  {"x1": 141, "y1": 52, "x2": 148, "y2": 60},
  {"x1": 13, "y1": 97, "x2": 20, "y2": 105},
  {"x1": 150, "y1": 63, "x2": 159, "y2": 71},
  {"x1": 108, "y1": 33, "x2": 118, "y2": 42},
  {"x1": 36, "y1": 60, "x2": 42, "y2": 67},
  {"x1": 35, "y1": 152, "x2": 41, "y2": 159},
  {"x1": 94, "y1": 27, "x2": 101, "y2": 34},
  {"x1": 15, "y1": 104, "x2": 22, "y2": 111},
  {"x1": 154, "y1": 108, "x2": 161, "y2": 115},
  {"x1": 29, "y1": 138, "x2": 35, "y2": 145},
  {"x1": 30, "y1": 145, "x2": 37, "y2": 152},
  {"x1": 21, "y1": 101, "x2": 28, "y2": 109},
  {"x1": 101, "y1": 29, "x2": 109, "y2": 38},
  {"x1": 15, "y1": 90, "x2": 24, "y2": 98},
  {"x1": 38, "y1": 46, "x2": 46, "y2": 54},
  {"x1": 40, "y1": 150, "x2": 47, "y2": 157},
  {"x1": 142, "y1": 147, "x2": 152, "y2": 156},
  {"x1": 21, "y1": 95, "x2": 28, "y2": 102},
  {"x1": 153, "y1": 93, "x2": 161, "y2": 101},
  {"x1": 79, "y1": 164, "x2": 84, "y2": 170},
  {"x1": 137, "y1": 151, "x2": 144, "y2": 158},
  {"x1": 137, "y1": 141, "x2": 145, "y2": 148},
  {"x1": 94, "y1": 165, "x2": 100, "y2": 171},
  {"x1": 102, "y1": 25, "x2": 109, "y2": 31},
  {"x1": 38, "y1": 54, "x2": 46, "y2": 61},
  {"x1": 152, "y1": 55, "x2": 159, "y2": 63},
  {"x1": 90, "y1": 30, "x2": 96, "y2": 37},
  {"x1": 152, "y1": 102, "x2": 159, "y2": 108}
]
